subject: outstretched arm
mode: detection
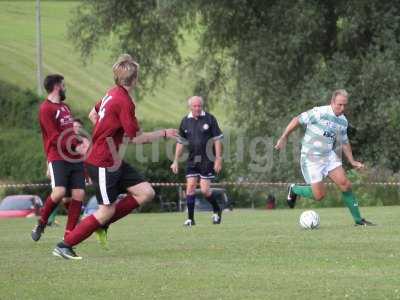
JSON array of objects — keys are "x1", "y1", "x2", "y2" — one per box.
[
  {"x1": 274, "y1": 116, "x2": 301, "y2": 150},
  {"x1": 342, "y1": 143, "x2": 365, "y2": 169},
  {"x1": 131, "y1": 129, "x2": 177, "y2": 144}
]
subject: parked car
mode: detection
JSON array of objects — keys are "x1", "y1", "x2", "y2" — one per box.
[
  {"x1": 83, "y1": 195, "x2": 99, "y2": 216},
  {"x1": 0, "y1": 195, "x2": 43, "y2": 218},
  {"x1": 83, "y1": 194, "x2": 126, "y2": 216},
  {"x1": 179, "y1": 188, "x2": 232, "y2": 212}
]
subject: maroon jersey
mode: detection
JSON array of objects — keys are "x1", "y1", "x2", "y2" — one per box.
[
  {"x1": 86, "y1": 85, "x2": 140, "y2": 167},
  {"x1": 39, "y1": 100, "x2": 80, "y2": 162}
]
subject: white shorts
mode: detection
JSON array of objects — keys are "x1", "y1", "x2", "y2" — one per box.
[{"x1": 300, "y1": 151, "x2": 342, "y2": 184}]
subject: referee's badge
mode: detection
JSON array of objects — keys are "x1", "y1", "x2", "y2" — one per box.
[{"x1": 203, "y1": 124, "x2": 209, "y2": 130}]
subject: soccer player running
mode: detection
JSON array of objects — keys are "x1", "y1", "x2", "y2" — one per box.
[
  {"x1": 32, "y1": 75, "x2": 86, "y2": 241},
  {"x1": 53, "y1": 54, "x2": 177, "y2": 259},
  {"x1": 171, "y1": 96, "x2": 223, "y2": 226},
  {"x1": 275, "y1": 89, "x2": 375, "y2": 226},
  {"x1": 46, "y1": 118, "x2": 90, "y2": 227}
]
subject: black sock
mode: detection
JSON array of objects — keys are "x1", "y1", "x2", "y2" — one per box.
[
  {"x1": 58, "y1": 241, "x2": 69, "y2": 248},
  {"x1": 206, "y1": 193, "x2": 220, "y2": 214},
  {"x1": 186, "y1": 194, "x2": 195, "y2": 221}
]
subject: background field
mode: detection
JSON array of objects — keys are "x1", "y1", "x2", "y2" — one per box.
[
  {"x1": 0, "y1": 0, "x2": 230, "y2": 183},
  {"x1": 0, "y1": 0, "x2": 228, "y2": 124},
  {"x1": 1, "y1": 207, "x2": 400, "y2": 300}
]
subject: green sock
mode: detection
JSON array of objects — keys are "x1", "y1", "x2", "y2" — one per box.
[
  {"x1": 342, "y1": 191, "x2": 362, "y2": 223},
  {"x1": 48, "y1": 205, "x2": 59, "y2": 224},
  {"x1": 292, "y1": 185, "x2": 314, "y2": 199}
]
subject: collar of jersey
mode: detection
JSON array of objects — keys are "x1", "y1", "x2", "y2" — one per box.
[
  {"x1": 46, "y1": 99, "x2": 63, "y2": 106},
  {"x1": 115, "y1": 85, "x2": 136, "y2": 104},
  {"x1": 117, "y1": 85, "x2": 130, "y2": 95},
  {"x1": 188, "y1": 111, "x2": 206, "y2": 118},
  {"x1": 328, "y1": 104, "x2": 343, "y2": 118}
]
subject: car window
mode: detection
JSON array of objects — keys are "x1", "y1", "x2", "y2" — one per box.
[
  {"x1": 86, "y1": 197, "x2": 99, "y2": 209},
  {"x1": 0, "y1": 198, "x2": 33, "y2": 210}
]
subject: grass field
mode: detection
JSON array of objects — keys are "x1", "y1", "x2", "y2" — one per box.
[
  {"x1": 1, "y1": 207, "x2": 400, "y2": 299},
  {"x1": 0, "y1": 1, "x2": 228, "y2": 125}
]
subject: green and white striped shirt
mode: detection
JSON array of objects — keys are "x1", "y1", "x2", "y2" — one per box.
[{"x1": 299, "y1": 105, "x2": 349, "y2": 158}]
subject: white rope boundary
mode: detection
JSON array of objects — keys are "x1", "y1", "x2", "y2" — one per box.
[{"x1": 0, "y1": 181, "x2": 399, "y2": 189}]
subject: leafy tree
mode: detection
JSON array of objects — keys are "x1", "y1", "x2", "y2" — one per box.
[
  {"x1": 69, "y1": 0, "x2": 400, "y2": 175},
  {"x1": 67, "y1": 0, "x2": 193, "y2": 91}
]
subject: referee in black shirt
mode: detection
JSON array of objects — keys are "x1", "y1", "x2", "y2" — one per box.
[{"x1": 171, "y1": 96, "x2": 223, "y2": 226}]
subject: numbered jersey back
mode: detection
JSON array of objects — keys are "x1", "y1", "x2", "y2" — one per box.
[{"x1": 86, "y1": 85, "x2": 140, "y2": 167}]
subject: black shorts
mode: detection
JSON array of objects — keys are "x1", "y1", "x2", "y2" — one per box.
[
  {"x1": 186, "y1": 160, "x2": 215, "y2": 180},
  {"x1": 86, "y1": 161, "x2": 147, "y2": 205},
  {"x1": 48, "y1": 160, "x2": 85, "y2": 191}
]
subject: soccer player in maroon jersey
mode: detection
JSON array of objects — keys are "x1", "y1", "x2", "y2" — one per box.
[
  {"x1": 45, "y1": 118, "x2": 91, "y2": 227},
  {"x1": 53, "y1": 54, "x2": 177, "y2": 259},
  {"x1": 31, "y1": 74, "x2": 86, "y2": 242}
]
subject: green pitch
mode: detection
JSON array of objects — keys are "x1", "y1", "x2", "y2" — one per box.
[{"x1": 1, "y1": 207, "x2": 400, "y2": 299}]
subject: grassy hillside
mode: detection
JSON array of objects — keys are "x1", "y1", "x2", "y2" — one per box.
[
  {"x1": 0, "y1": 1, "x2": 230, "y2": 183},
  {"x1": 0, "y1": 1, "x2": 227, "y2": 125}
]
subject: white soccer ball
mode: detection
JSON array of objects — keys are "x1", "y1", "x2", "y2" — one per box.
[{"x1": 299, "y1": 210, "x2": 320, "y2": 229}]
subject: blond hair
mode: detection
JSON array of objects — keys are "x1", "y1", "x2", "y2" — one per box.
[
  {"x1": 112, "y1": 54, "x2": 139, "y2": 87},
  {"x1": 331, "y1": 89, "x2": 349, "y2": 101}
]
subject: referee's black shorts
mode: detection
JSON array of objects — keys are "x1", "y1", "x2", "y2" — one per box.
[
  {"x1": 86, "y1": 161, "x2": 147, "y2": 205},
  {"x1": 186, "y1": 159, "x2": 215, "y2": 180}
]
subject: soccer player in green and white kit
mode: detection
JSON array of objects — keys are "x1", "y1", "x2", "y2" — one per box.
[{"x1": 275, "y1": 89, "x2": 375, "y2": 226}]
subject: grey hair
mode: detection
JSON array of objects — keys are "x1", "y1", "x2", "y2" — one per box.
[
  {"x1": 331, "y1": 89, "x2": 349, "y2": 101},
  {"x1": 187, "y1": 96, "x2": 203, "y2": 106}
]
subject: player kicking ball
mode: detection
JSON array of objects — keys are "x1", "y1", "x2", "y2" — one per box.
[{"x1": 275, "y1": 89, "x2": 375, "y2": 226}]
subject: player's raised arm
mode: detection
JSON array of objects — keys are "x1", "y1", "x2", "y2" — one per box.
[
  {"x1": 117, "y1": 94, "x2": 178, "y2": 143},
  {"x1": 275, "y1": 116, "x2": 301, "y2": 150},
  {"x1": 131, "y1": 129, "x2": 178, "y2": 144}
]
